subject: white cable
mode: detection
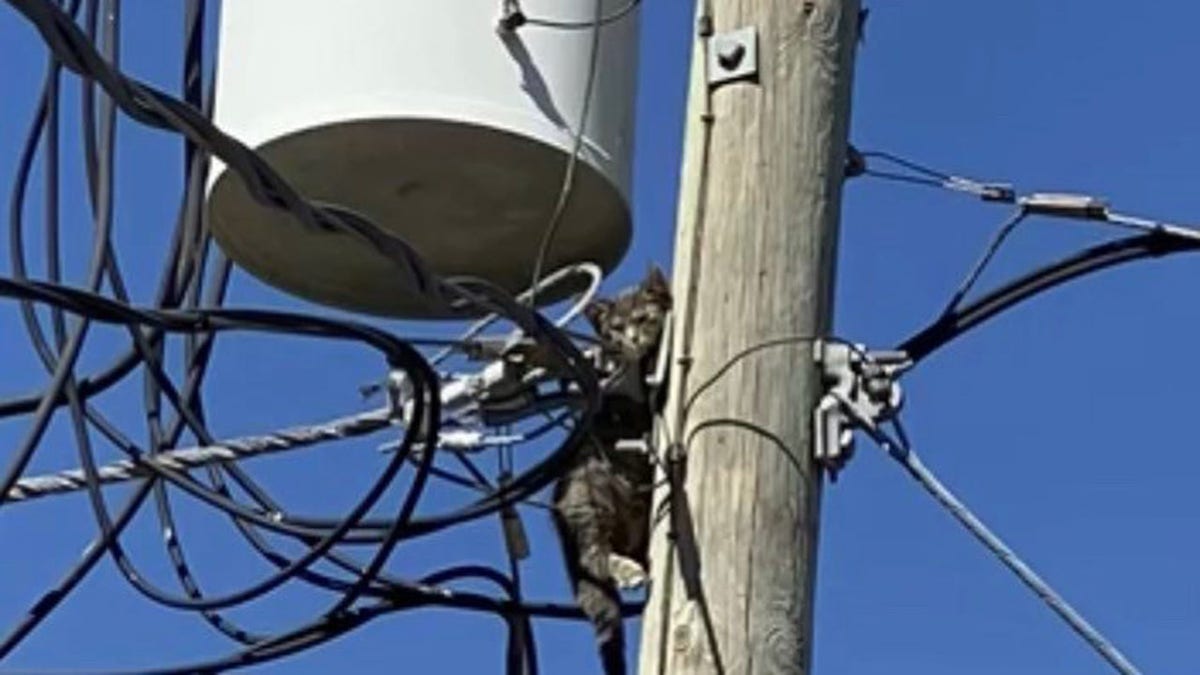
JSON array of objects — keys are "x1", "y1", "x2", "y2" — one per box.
[{"x1": 427, "y1": 261, "x2": 603, "y2": 369}]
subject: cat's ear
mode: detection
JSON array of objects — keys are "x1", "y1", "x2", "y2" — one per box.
[
  {"x1": 645, "y1": 265, "x2": 669, "y2": 293},
  {"x1": 645, "y1": 266, "x2": 671, "y2": 307},
  {"x1": 584, "y1": 299, "x2": 613, "y2": 332}
]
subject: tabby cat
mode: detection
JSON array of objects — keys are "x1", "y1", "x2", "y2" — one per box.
[{"x1": 552, "y1": 266, "x2": 672, "y2": 675}]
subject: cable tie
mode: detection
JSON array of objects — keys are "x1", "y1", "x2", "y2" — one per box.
[
  {"x1": 498, "y1": 471, "x2": 531, "y2": 561},
  {"x1": 844, "y1": 145, "x2": 866, "y2": 178}
]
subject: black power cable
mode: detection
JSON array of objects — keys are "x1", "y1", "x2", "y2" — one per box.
[
  {"x1": 898, "y1": 232, "x2": 1200, "y2": 362},
  {"x1": 0, "y1": 1, "x2": 624, "y2": 672}
]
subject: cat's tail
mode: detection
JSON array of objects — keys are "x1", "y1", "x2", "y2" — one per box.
[{"x1": 578, "y1": 578, "x2": 627, "y2": 675}]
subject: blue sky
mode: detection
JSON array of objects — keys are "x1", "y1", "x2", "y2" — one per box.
[{"x1": 1, "y1": 1, "x2": 1197, "y2": 674}]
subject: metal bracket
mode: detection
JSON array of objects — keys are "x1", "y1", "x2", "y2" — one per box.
[
  {"x1": 647, "y1": 312, "x2": 673, "y2": 390},
  {"x1": 812, "y1": 341, "x2": 912, "y2": 479},
  {"x1": 707, "y1": 26, "x2": 758, "y2": 88},
  {"x1": 614, "y1": 437, "x2": 652, "y2": 456}
]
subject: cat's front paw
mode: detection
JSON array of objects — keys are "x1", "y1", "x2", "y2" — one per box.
[{"x1": 608, "y1": 554, "x2": 648, "y2": 590}]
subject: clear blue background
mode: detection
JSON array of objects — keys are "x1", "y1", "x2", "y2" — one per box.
[{"x1": 0, "y1": 1, "x2": 1197, "y2": 673}]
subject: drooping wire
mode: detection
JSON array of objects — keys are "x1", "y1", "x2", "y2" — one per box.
[
  {"x1": 524, "y1": 0, "x2": 605, "y2": 307},
  {"x1": 0, "y1": 1, "x2": 623, "y2": 671},
  {"x1": 524, "y1": 0, "x2": 641, "y2": 30},
  {"x1": 4, "y1": 0, "x2": 604, "y2": 533}
]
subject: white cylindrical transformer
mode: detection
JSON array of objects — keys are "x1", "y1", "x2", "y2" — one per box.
[{"x1": 206, "y1": 0, "x2": 639, "y2": 317}]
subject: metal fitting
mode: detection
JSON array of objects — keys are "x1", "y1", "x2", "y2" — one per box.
[{"x1": 812, "y1": 341, "x2": 911, "y2": 478}]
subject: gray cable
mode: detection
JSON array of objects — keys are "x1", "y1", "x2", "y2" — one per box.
[
  {"x1": 872, "y1": 421, "x2": 1142, "y2": 675},
  {"x1": 6, "y1": 408, "x2": 393, "y2": 504},
  {"x1": 10, "y1": 401, "x2": 566, "y2": 505}
]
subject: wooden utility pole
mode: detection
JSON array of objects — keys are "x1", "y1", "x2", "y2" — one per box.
[{"x1": 638, "y1": 1, "x2": 860, "y2": 673}]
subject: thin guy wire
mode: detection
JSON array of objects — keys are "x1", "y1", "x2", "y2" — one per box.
[
  {"x1": 940, "y1": 208, "x2": 1028, "y2": 316},
  {"x1": 683, "y1": 335, "x2": 862, "y2": 416},
  {"x1": 857, "y1": 149, "x2": 1015, "y2": 201},
  {"x1": 860, "y1": 150, "x2": 951, "y2": 181}
]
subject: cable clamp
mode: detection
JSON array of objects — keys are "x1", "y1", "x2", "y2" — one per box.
[
  {"x1": 498, "y1": 470, "x2": 531, "y2": 560},
  {"x1": 812, "y1": 341, "x2": 911, "y2": 479},
  {"x1": 497, "y1": 0, "x2": 527, "y2": 31},
  {"x1": 844, "y1": 144, "x2": 867, "y2": 178},
  {"x1": 945, "y1": 176, "x2": 1016, "y2": 203},
  {"x1": 384, "y1": 370, "x2": 411, "y2": 423},
  {"x1": 1019, "y1": 192, "x2": 1109, "y2": 220}
]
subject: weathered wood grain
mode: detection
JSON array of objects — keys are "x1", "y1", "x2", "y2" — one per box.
[{"x1": 638, "y1": 1, "x2": 860, "y2": 673}]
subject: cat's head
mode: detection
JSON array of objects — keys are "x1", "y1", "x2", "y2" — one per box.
[{"x1": 584, "y1": 266, "x2": 672, "y2": 360}]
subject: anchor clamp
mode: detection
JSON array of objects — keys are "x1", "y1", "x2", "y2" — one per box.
[{"x1": 812, "y1": 340, "x2": 911, "y2": 479}]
